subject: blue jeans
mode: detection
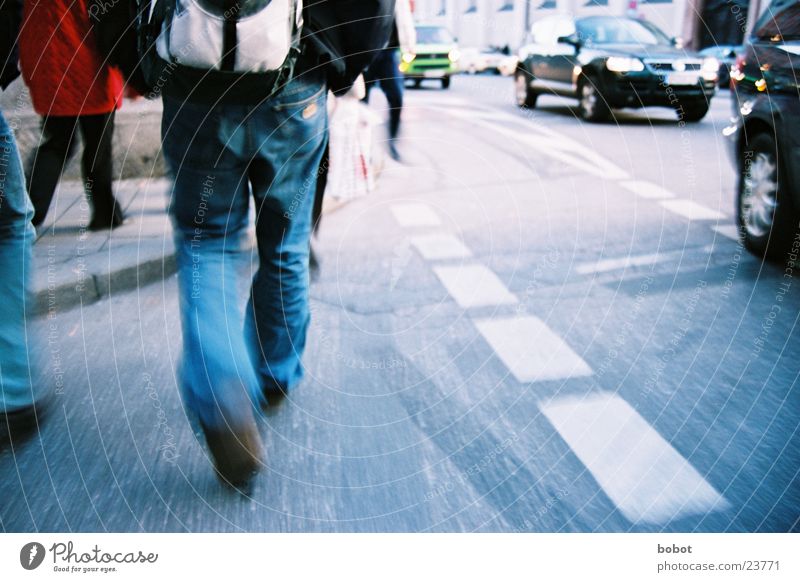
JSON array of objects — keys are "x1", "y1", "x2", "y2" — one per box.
[
  {"x1": 162, "y1": 72, "x2": 328, "y2": 426},
  {"x1": 0, "y1": 111, "x2": 36, "y2": 413}
]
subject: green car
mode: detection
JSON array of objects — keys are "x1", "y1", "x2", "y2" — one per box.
[{"x1": 400, "y1": 25, "x2": 459, "y2": 89}]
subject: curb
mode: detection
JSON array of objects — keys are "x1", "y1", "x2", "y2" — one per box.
[{"x1": 33, "y1": 251, "x2": 177, "y2": 317}]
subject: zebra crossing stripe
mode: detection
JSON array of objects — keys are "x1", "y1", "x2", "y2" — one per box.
[
  {"x1": 390, "y1": 203, "x2": 442, "y2": 227},
  {"x1": 433, "y1": 264, "x2": 518, "y2": 308},
  {"x1": 474, "y1": 316, "x2": 592, "y2": 382},
  {"x1": 541, "y1": 393, "x2": 730, "y2": 524}
]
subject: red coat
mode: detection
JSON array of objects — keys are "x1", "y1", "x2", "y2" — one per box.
[{"x1": 19, "y1": 0, "x2": 123, "y2": 117}]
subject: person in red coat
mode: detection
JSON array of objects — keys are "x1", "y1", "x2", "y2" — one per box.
[{"x1": 19, "y1": 0, "x2": 125, "y2": 230}]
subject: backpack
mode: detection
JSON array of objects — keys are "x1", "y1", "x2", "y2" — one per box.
[
  {"x1": 137, "y1": 0, "x2": 302, "y2": 102},
  {"x1": 92, "y1": 0, "x2": 395, "y2": 99}
]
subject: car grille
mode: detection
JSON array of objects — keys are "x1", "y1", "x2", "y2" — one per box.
[
  {"x1": 644, "y1": 59, "x2": 702, "y2": 72},
  {"x1": 417, "y1": 53, "x2": 450, "y2": 60},
  {"x1": 415, "y1": 63, "x2": 448, "y2": 70}
]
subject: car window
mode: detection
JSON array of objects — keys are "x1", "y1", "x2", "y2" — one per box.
[
  {"x1": 416, "y1": 26, "x2": 455, "y2": 44},
  {"x1": 576, "y1": 16, "x2": 671, "y2": 46},
  {"x1": 529, "y1": 17, "x2": 575, "y2": 45},
  {"x1": 753, "y1": 0, "x2": 800, "y2": 40}
]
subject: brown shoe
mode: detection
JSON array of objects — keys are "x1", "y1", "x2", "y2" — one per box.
[{"x1": 199, "y1": 407, "x2": 263, "y2": 487}]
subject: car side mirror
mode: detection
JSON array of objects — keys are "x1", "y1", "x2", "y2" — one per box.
[
  {"x1": 671, "y1": 36, "x2": 684, "y2": 49},
  {"x1": 557, "y1": 35, "x2": 581, "y2": 51}
]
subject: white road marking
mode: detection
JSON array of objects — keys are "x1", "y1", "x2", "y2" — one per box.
[
  {"x1": 390, "y1": 203, "x2": 442, "y2": 227},
  {"x1": 576, "y1": 252, "x2": 671, "y2": 275},
  {"x1": 712, "y1": 224, "x2": 741, "y2": 242},
  {"x1": 474, "y1": 316, "x2": 592, "y2": 382},
  {"x1": 410, "y1": 233, "x2": 473, "y2": 260},
  {"x1": 444, "y1": 108, "x2": 629, "y2": 181},
  {"x1": 541, "y1": 393, "x2": 731, "y2": 524},
  {"x1": 620, "y1": 180, "x2": 676, "y2": 200},
  {"x1": 660, "y1": 200, "x2": 726, "y2": 221},
  {"x1": 433, "y1": 264, "x2": 517, "y2": 308}
]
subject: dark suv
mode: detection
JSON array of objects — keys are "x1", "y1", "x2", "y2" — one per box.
[
  {"x1": 515, "y1": 15, "x2": 718, "y2": 122},
  {"x1": 726, "y1": 0, "x2": 800, "y2": 260}
]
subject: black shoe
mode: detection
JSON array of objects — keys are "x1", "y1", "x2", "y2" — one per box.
[
  {"x1": 309, "y1": 247, "x2": 320, "y2": 282},
  {"x1": 199, "y1": 407, "x2": 263, "y2": 488},
  {"x1": 388, "y1": 141, "x2": 401, "y2": 162},
  {"x1": 263, "y1": 387, "x2": 288, "y2": 408},
  {"x1": 0, "y1": 400, "x2": 49, "y2": 445}
]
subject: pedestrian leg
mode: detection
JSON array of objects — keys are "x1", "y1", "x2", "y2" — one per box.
[
  {"x1": 26, "y1": 115, "x2": 79, "y2": 227},
  {"x1": 79, "y1": 112, "x2": 124, "y2": 231}
]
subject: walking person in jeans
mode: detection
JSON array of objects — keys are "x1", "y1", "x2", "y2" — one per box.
[
  {"x1": 0, "y1": 0, "x2": 46, "y2": 444},
  {"x1": 19, "y1": 0, "x2": 125, "y2": 230}
]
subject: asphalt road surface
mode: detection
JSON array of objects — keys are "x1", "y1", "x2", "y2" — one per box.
[{"x1": 2, "y1": 75, "x2": 798, "y2": 532}]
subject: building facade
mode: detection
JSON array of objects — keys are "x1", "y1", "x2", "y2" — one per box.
[{"x1": 412, "y1": 0, "x2": 767, "y2": 51}]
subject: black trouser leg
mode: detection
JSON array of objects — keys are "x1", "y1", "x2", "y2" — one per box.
[
  {"x1": 79, "y1": 112, "x2": 122, "y2": 228},
  {"x1": 27, "y1": 116, "x2": 79, "y2": 226}
]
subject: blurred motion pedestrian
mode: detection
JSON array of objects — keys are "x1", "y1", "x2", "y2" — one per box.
[
  {"x1": 0, "y1": 0, "x2": 46, "y2": 444},
  {"x1": 19, "y1": 0, "x2": 126, "y2": 230},
  {"x1": 363, "y1": 0, "x2": 416, "y2": 161},
  {"x1": 109, "y1": 0, "x2": 396, "y2": 487}
]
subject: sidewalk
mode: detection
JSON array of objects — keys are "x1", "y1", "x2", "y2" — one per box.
[{"x1": 32, "y1": 178, "x2": 175, "y2": 316}]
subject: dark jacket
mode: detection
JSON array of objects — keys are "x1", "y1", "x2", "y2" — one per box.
[
  {"x1": 92, "y1": 0, "x2": 395, "y2": 101},
  {"x1": 0, "y1": 0, "x2": 22, "y2": 90}
]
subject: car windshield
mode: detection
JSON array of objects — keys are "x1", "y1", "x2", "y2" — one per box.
[
  {"x1": 417, "y1": 27, "x2": 454, "y2": 45},
  {"x1": 576, "y1": 17, "x2": 672, "y2": 46}
]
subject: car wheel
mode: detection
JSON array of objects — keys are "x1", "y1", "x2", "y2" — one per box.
[
  {"x1": 441, "y1": 76, "x2": 451, "y2": 89},
  {"x1": 514, "y1": 71, "x2": 537, "y2": 108},
  {"x1": 578, "y1": 75, "x2": 611, "y2": 122},
  {"x1": 737, "y1": 131, "x2": 800, "y2": 261},
  {"x1": 678, "y1": 100, "x2": 710, "y2": 123}
]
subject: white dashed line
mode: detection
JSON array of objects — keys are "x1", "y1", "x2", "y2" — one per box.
[
  {"x1": 541, "y1": 393, "x2": 731, "y2": 525},
  {"x1": 659, "y1": 200, "x2": 726, "y2": 221},
  {"x1": 620, "y1": 180, "x2": 676, "y2": 199},
  {"x1": 576, "y1": 252, "x2": 671, "y2": 275},
  {"x1": 474, "y1": 316, "x2": 592, "y2": 382},
  {"x1": 712, "y1": 224, "x2": 742, "y2": 242},
  {"x1": 410, "y1": 233, "x2": 472, "y2": 260},
  {"x1": 390, "y1": 203, "x2": 442, "y2": 227},
  {"x1": 433, "y1": 264, "x2": 517, "y2": 308}
]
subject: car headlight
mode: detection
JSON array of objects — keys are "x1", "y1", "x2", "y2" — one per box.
[
  {"x1": 401, "y1": 52, "x2": 416, "y2": 64},
  {"x1": 702, "y1": 57, "x2": 720, "y2": 81},
  {"x1": 606, "y1": 57, "x2": 645, "y2": 72},
  {"x1": 448, "y1": 49, "x2": 460, "y2": 62}
]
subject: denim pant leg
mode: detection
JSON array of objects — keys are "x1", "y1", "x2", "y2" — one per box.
[
  {"x1": 0, "y1": 111, "x2": 36, "y2": 412},
  {"x1": 245, "y1": 73, "x2": 328, "y2": 392},
  {"x1": 162, "y1": 98, "x2": 260, "y2": 427}
]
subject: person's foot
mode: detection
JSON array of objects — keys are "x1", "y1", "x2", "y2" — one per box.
[
  {"x1": 263, "y1": 387, "x2": 288, "y2": 408},
  {"x1": 388, "y1": 141, "x2": 402, "y2": 162},
  {"x1": 199, "y1": 402, "x2": 263, "y2": 488},
  {"x1": 309, "y1": 246, "x2": 320, "y2": 282},
  {"x1": 0, "y1": 399, "x2": 49, "y2": 445}
]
